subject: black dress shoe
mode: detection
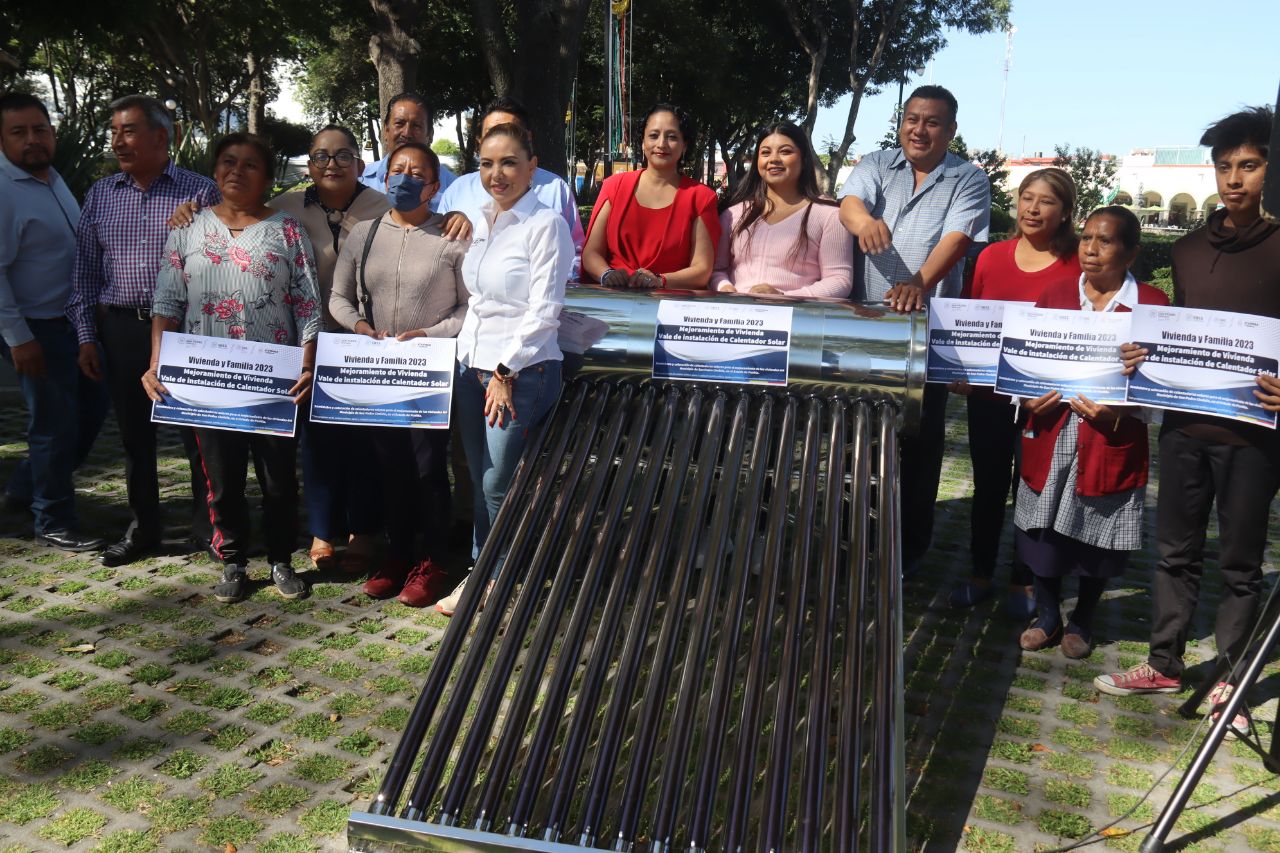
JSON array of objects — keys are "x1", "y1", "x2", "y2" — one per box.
[
  {"x1": 37, "y1": 530, "x2": 107, "y2": 552},
  {"x1": 100, "y1": 537, "x2": 158, "y2": 567}
]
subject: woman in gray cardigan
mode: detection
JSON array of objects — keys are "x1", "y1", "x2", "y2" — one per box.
[{"x1": 330, "y1": 142, "x2": 468, "y2": 608}]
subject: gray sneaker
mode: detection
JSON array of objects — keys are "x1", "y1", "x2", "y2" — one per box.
[
  {"x1": 271, "y1": 562, "x2": 308, "y2": 600},
  {"x1": 214, "y1": 564, "x2": 248, "y2": 603}
]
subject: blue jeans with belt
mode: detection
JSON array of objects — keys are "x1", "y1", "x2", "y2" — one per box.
[
  {"x1": 454, "y1": 360, "x2": 562, "y2": 560},
  {"x1": 0, "y1": 318, "x2": 107, "y2": 535}
]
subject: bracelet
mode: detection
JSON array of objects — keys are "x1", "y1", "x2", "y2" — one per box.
[
  {"x1": 601, "y1": 268, "x2": 619, "y2": 286},
  {"x1": 659, "y1": 273, "x2": 668, "y2": 288}
]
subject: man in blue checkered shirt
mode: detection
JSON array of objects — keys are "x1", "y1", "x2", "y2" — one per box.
[{"x1": 838, "y1": 85, "x2": 991, "y2": 575}]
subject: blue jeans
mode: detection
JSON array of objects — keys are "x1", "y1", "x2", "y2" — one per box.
[
  {"x1": 5, "y1": 339, "x2": 110, "y2": 512},
  {"x1": 299, "y1": 414, "x2": 382, "y2": 543},
  {"x1": 1, "y1": 319, "x2": 108, "y2": 534},
  {"x1": 455, "y1": 360, "x2": 562, "y2": 560}
]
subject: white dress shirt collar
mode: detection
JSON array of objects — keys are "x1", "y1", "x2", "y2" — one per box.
[{"x1": 1078, "y1": 272, "x2": 1138, "y2": 312}]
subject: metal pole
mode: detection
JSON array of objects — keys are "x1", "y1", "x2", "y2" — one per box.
[
  {"x1": 800, "y1": 400, "x2": 847, "y2": 849},
  {"x1": 602, "y1": 0, "x2": 613, "y2": 179},
  {"x1": 723, "y1": 396, "x2": 798, "y2": 851},
  {"x1": 1141, "y1": 596, "x2": 1280, "y2": 852},
  {"x1": 401, "y1": 383, "x2": 592, "y2": 820},
  {"x1": 759, "y1": 397, "x2": 824, "y2": 852},
  {"x1": 470, "y1": 384, "x2": 636, "y2": 831},
  {"x1": 835, "y1": 402, "x2": 872, "y2": 853},
  {"x1": 687, "y1": 395, "x2": 775, "y2": 851},
  {"x1": 438, "y1": 386, "x2": 611, "y2": 824},
  {"x1": 613, "y1": 391, "x2": 729, "y2": 850},
  {"x1": 651, "y1": 393, "x2": 751, "y2": 850},
  {"x1": 870, "y1": 403, "x2": 906, "y2": 853},
  {"x1": 368, "y1": 382, "x2": 572, "y2": 816},
  {"x1": 536, "y1": 386, "x2": 683, "y2": 841},
  {"x1": 577, "y1": 388, "x2": 706, "y2": 846}
]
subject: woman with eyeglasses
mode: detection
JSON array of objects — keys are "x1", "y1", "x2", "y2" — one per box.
[{"x1": 268, "y1": 126, "x2": 390, "y2": 576}]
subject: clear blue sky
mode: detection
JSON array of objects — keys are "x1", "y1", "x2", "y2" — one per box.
[{"x1": 811, "y1": 0, "x2": 1280, "y2": 159}]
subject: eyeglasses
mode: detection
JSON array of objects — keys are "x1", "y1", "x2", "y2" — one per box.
[{"x1": 309, "y1": 150, "x2": 357, "y2": 167}]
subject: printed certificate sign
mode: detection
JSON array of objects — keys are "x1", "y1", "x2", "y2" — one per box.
[
  {"x1": 995, "y1": 307, "x2": 1130, "y2": 403},
  {"x1": 310, "y1": 333, "x2": 455, "y2": 429},
  {"x1": 1126, "y1": 305, "x2": 1280, "y2": 429},
  {"x1": 151, "y1": 332, "x2": 301, "y2": 436},
  {"x1": 652, "y1": 300, "x2": 793, "y2": 386},
  {"x1": 926, "y1": 298, "x2": 1032, "y2": 385}
]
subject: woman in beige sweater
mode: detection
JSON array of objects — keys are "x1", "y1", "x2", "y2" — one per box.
[
  {"x1": 330, "y1": 142, "x2": 468, "y2": 607},
  {"x1": 270, "y1": 126, "x2": 389, "y2": 576}
]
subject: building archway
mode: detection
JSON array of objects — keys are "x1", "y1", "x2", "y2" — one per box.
[
  {"x1": 1138, "y1": 190, "x2": 1164, "y2": 225},
  {"x1": 1202, "y1": 194, "x2": 1221, "y2": 217},
  {"x1": 1113, "y1": 190, "x2": 1134, "y2": 206},
  {"x1": 1169, "y1": 193, "x2": 1196, "y2": 227}
]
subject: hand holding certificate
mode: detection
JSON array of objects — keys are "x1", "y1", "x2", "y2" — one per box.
[
  {"x1": 311, "y1": 332, "x2": 456, "y2": 429},
  {"x1": 1125, "y1": 305, "x2": 1280, "y2": 429},
  {"x1": 994, "y1": 306, "x2": 1131, "y2": 404},
  {"x1": 147, "y1": 332, "x2": 304, "y2": 436}
]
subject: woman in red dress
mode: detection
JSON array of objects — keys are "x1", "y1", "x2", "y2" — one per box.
[
  {"x1": 582, "y1": 103, "x2": 720, "y2": 290},
  {"x1": 950, "y1": 168, "x2": 1082, "y2": 619}
]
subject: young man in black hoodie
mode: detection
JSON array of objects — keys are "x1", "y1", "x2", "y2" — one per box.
[{"x1": 1096, "y1": 107, "x2": 1280, "y2": 714}]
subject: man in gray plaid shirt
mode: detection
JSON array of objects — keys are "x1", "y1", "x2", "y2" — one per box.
[{"x1": 838, "y1": 84, "x2": 991, "y2": 575}]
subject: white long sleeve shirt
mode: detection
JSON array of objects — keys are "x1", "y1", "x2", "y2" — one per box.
[{"x1": 457, "y1": 188, "x2": 573, "y2": 372}]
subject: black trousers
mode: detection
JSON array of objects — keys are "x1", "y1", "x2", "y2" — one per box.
[
  {"x1": 97, "y1": 307, "x2": 210, "y2": 544},
  {"x1": 192, "y1": 428, "x2": 299, "y2": 566},
  {"x1": 371, "y1": 426, "x2": 451, "y2": 562},
  {"x1": 901, "y1": 382, "x2": 949, "y2": 567},
  {"x1": 1148, "y1": 427, "x2": 1280, "y2": 678},
  {"x1": 966, "y1": 393, "x2": 1030, "y2": 585}
]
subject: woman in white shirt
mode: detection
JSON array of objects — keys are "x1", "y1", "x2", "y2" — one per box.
[{"x1": 436, "y1": 122, "x2": 574, "y2": 615}]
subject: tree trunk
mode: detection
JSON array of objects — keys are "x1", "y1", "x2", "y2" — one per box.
[
  {"x1": 368, "y1": 0, "x2": 424, "y2": 126},
  {"x1": 801, "y1": 40, "x2": 827, "y2": 136},
  {"x1": 246, "y1": 50, "x2": 265, "y2": 135},
  {"x1": 454, "y1": 112, "x2": 468, "y2": 173},
  {"x1": 780, "y1": 2, "x2": 828, "y2": 136},
  {"x1": 473, "y1": 0, "x2": 591, "y2": 179},
  {"x1": 820, "y1": 0, "x2": 909, "y2": 193}
]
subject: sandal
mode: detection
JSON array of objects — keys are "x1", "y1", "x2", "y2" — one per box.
[
  {"x1": 344, "y1": 534, "x2": 376, "y2": 575},
  {"x1": 309, "y1": 538, "x2": 338, "y2": 571}
]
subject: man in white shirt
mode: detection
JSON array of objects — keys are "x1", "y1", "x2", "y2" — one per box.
[
  {"x1": 358, "y1": 92, "x2": 456, "y2": 211},
  {"x1": 438, "y1": 97, "x2": 585, "y2": 280}
]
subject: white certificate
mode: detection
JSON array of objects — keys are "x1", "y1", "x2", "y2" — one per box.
[
  {"x1": 652, "y1": 300, "x2": 793, "y2": 386},
  {"x1": 995, "y1": 307, "x2": 1131, "y2": 404},
  {"x1": 151, "y1": 332, "x2": 302, "y2": 436},
  {"x1": 1126, "y1": 305, "x2": 1280, "y2": 429},
  {"x1": 926, "y1": 298, "x2": 1032, "y2": 386},
  {"x1": 310, "y1": 333, "x2": 456, "y2": 429}
]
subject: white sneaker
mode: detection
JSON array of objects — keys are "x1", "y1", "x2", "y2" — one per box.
[{"x1": 435, "y1": 574, "x2": 471, "y2": 617}]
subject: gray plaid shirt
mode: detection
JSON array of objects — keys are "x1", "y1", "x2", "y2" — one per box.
[{"x1": 837, "y1": 147, "x2": 990, "y2": 302}]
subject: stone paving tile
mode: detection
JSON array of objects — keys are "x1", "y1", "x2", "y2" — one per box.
[{"x1": 0, "y1": 392, "x2": 1276, "y2": 851}]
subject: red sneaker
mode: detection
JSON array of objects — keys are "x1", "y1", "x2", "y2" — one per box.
[
  {"x1": 363, "y1": 556, "x2": 412, "y2": 599},
  {"x1": 398, "y1": 559, "x2": 454, "y2": 608},
  {"x1": 1094, "y1": 662, "x2": 1180, "y2": 696}
]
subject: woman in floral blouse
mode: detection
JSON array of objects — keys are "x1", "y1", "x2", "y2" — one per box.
[{"x1": 143, "y1": 133, "x2": 321, "y2": 604}]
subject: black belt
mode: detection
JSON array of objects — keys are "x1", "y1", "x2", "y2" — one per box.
[
  {"x1": 104, "y1": 305, "x2": 153, "y2": 321},
  {"x1": 26, "y1": 316, "x2": 69, "y2": 326}
]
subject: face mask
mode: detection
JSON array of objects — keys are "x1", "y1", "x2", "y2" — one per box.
[{"x1": 387, "y1": 173, "x2": 426, "y2": 212}]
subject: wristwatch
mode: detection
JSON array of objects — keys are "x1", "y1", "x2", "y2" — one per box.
[{"x1": 495, "y1": 363, "x2": 518, "y2": 382}]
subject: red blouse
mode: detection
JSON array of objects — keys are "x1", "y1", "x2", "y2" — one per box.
[
  {"x1": 970, "y1": 237, "x2": 1082, "y2": 302},
  {"x1": 586, "y1": 169, "x2": 721, "y2": 276}
]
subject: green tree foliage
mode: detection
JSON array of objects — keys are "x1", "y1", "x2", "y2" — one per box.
[{"x1": 1053, "y1": 144, "x2": 1119, "y2": 222}]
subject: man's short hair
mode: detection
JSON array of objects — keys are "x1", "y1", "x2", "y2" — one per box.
[
  {"x1": 1200, "y1": 106, "x2": 1273, "y2": 162},
  {"x1": 482, "y1": 96, "x2": 531, "y2": 130},
  {"x1": 384, "y1": 93, "x2": 428, "y2": 124},
  {"x1": 0, "y1": 92, "x2": 51, "y2": 126},
  {"x1": 109, "y1": 95, "x2": 174, "y2": 143},
  {"x1": 905, "y1": 85, "x2": 959, "y2": 123}
]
